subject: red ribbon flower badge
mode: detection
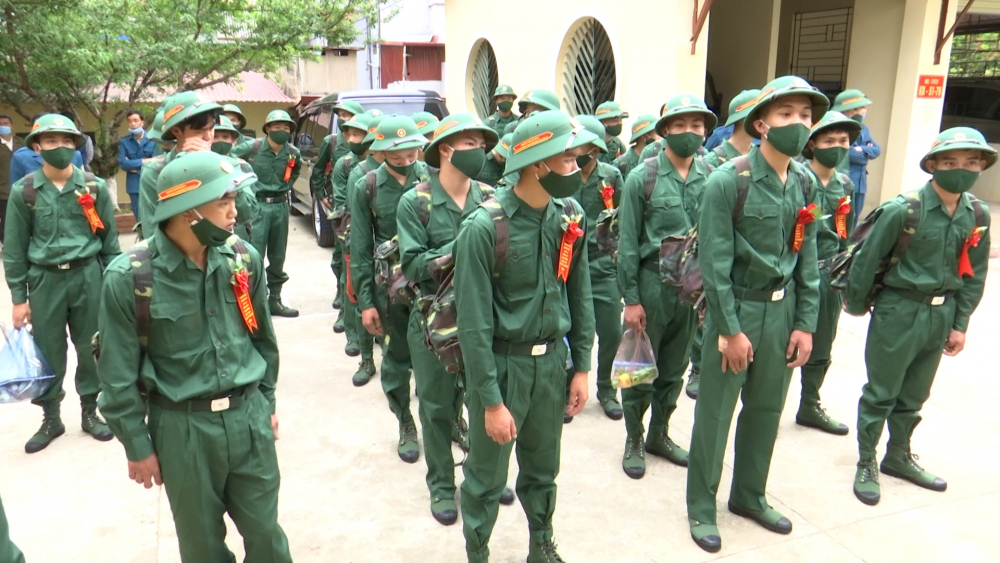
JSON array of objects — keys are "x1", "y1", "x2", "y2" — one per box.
[
  {"x1": 958, "y1": 226, "x2": 987, "y2": 278},
  {"x1": 792, "y1": 203, "x2": 822, "y2": 252},
  {"x1": 75, "y1": 187, "x2": 105, "y2": 233},
  {"x1": 601, "y1": 182, "x2": 615, "y2": 210},
  {"x1": 283, "y1": 156, "x2": 296, "y2": 183},
  {"x1": 835, "y1": 196, "x2": 851, "y2": 239},
  {"x1": 232, "y1": 267, "x2": 259, "y2": 333},
  {"x1": 557, "y1": 215, "x2": 584, "y2": 282}
]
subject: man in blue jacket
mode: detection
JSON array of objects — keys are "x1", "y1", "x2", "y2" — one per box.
[
  {"x1": 9, "y1": 114, "x2": 84, "y2": 185},
  {"x1": 832, "y1": 89, "x2": 881, "y2": 223},
  {"x1": 118, "y1": 110, "x2": 156, "y2": 220}
]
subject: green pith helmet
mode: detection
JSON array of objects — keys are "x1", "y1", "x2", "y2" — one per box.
[
  {"x1": 150, "y1": 151, "x2": 257, "y2": 224},
  {"x1": 492, "y1": 84, "x2": 517, "y2": 101},
  {"x1": 369, "y1": 115, "x2": 427, "y2": 152},
  {"x1": 743, "y1": 75, "x2": 830, "y2": 138},
  {"x1": 333, "y1": 100, "x2": 365, "y2": 117},
  {"x1": 656, "y1": 94, "x2": 718, "y2": 135},
  {"x1": 411, "y1": 112, "x2": 441, "y2": 137},
  {"x1": 222, "y1": 103, "x2": 247, "y2": 127},
  {"x1": 498, "y1": 132, "x2": 514, "y2": 158},
  {"x1": 263, "y1": 110, "x2": 295, "y2": 131},
  {"x1": 424, "y1": 112, "x2": 499, "y2": 167},
  {"x1": 576, "y1": 115, "x2": 608, "y2": 153},
  {"x1": 725, "y1": 89, "x2": 763, "y2": 127},
  {"x1": 920, "y1": 127, "x2": 997, "y2": 173},
  {"x1": 595, "y1": 101, "x2": 628, "y2": 121},
  {"x1": 503, "y1": 110, "x2": 599, "y2": 176},
  {"x1": 161, "y1": 92, "x2": 223, "y2": 141},
  {"x1": 25, "y1": 114, "x2": 85, "y2": 148},
  {"x1": 342, "y1": 113, "x2": 372, "y2": 134},
  {"x1": 363, "y1": 114, "x2": 387, "y2": 145},
  {"x1": 215, "y1": 115, "x2": 240, "y2": 135},
  {"x1": 364, "y1": 109, "x2": 384, "y2": 119},
  {"x1": 628, "y1": 114, "x2": 657, "y2": 144},
  {"x1": 518, "y1": 89, "x2": 560, "y2": 113},
  {"x1": 801, "y1": 111, "x2": 862, "y2": 159},
  {"x1": 147, "y1": 109, "x2": 166, "y2": 143},
  {"x1": 832, "y1": 88, "x2": 872, "y2": 112}
]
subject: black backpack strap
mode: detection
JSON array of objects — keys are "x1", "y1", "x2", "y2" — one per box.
[
  {"x1": 481, "y1": 197, "x2": 509, "y2": 281},
  {"x1": 642, "y1": 157, "x2": 658, "y2": 202},
  {"x1": 732, "y1": 155, "x2": 752, "y2": 220},
  {"x1": 365, "y1": 171, "x2": 378, "y2": 216},
  {"x1": 889, "y1": 192, "x2": 923, "y2": 266},
  {"x1": 970, "y1": 195, "x2": 987, "y2": 227},
  {"x1": 415, "y1": 181, "x2": 432, "y2": 225},
  {"x1": 128, "y1": 240, "x2": 154, "y2": 348}
]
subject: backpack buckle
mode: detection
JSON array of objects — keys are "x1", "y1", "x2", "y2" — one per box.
[
  {"x1": 770, "y1": 288, "x2": 785, "y2": 301},
  {"x1": 930, "y1": 295, "x2": 946, "y2": 306},
  {"x1": 531, "y1": 344, "x2": 548, "y2": 356},
  {"x1": 210, "y1": 397, "x2": 231, "y2": 412}
]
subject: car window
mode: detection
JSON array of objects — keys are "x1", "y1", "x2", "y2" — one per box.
[
  {"x1": 344, "y1": 100, "x2": 445, "y2": 119},
  {"x1": 296, "y1": 107, "x2": 333, "y2": 159}
]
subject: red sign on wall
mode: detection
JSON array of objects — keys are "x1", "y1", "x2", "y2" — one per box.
[{"x1": 917, "y1": 75, "x2": 945, "y2": 99}]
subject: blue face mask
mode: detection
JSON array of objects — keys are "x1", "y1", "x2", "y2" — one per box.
[
  {"x1": 129, "y1": 126, "x2": 145, "y2": 135},
  {"x1": 0, "y1": 126, "x2": 11, "y2": 136}
]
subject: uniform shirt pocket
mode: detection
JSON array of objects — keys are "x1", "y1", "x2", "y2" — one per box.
[
  {"x1": 34, "y1": 206, "x2": 57, "y2": 240},
  {"x1": 150, "y1": 300, "x2": 205, "y2": 354},
  {"x1": 501, "y1": 242, "x2": 537, "y2": 299},
  {"x1": 647, "y1": 196, "x2": 688, "y2": 233},
  {"x1": 738, "y1": 204, "x2": 783, "y2": 255}
]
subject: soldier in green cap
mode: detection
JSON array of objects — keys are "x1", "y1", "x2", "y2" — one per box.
[
  {"x1": 0, "y1": 493, "x2": 24, "y2": 563},
  {"x1": 594, "y1": 101, "x2": 628, "y2": 164},
  {"x1": 5, "y1": 113, "x2": 122, "y2": 453},
  {"x1": 98, "y1": 150, "x2": 291, "y2": 563},
  {"x1": 310, "y1": 100, "x2": 365, "y2": 200},
  {"x1": 793, "y1": 111, "x2": 861, "y2": 436},
  {"x1": 476, "y1": 132, "x2": 512, "y2": 187},
  {"x1": 616, "y1": 95, "x2": 716, "y2": 479},
  {"x1": 222, "y1": 103, "x2": 248, "y2": 133},
  {"x1": 686, "y1": 76, "x2": 826, "y2": 552},
  {"x1": 210, "y1": 115, "x2": 259, "y2": 243},
  {"x1": 686, "y1": 88, "x2": 762, "y2": 400},
  {"x1": 147, "y1": 107, "x2": 174, "y2": 157},
  {"x1": 232, "y1": 109, "x2": 302, "y2": 317},
  {"x1": 831, "y1": 89, "x2": 880, "y2": 222},
  {"x1": 846, "y1": 127, "x2": 992, "y2": 506},
  {"x1": 350, "y1": 115, "x2": 429, "y2": 462},
  {"x1": 566, "y1": 115, "x2": 624, "y2": 422},
  {"x1": 502, "y1": 89, "x2": 560, "y2": 136},
  {"x1": 138, "y1": 91, "x2": 223, "y2": 232},
  {"x1": 485, "y1": 84, "x2": 518, "y2": 137},
  {"x1": 413, "y1": 112, "x2": 442, "y2": 161},
  {"x1": 612, "y1": 114, "x2": 658, "y2": 178},
  {"x1": 456, "y1": 109, "x2": 596, "y2": 563}
]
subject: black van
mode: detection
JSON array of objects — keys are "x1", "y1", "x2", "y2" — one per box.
[{"x1": 290, "y1": 89, "x2": 448, "y2": 247}]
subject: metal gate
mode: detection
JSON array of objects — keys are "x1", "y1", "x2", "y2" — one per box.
[
  {"x1": 561, "y1": 18, "x2": 617, "y2": 116},
  {"x1": 471, "y1": 41, "x2": 499, "y2": 120}
]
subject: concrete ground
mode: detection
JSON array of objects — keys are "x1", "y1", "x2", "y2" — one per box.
[{"x1": 1, "y1": 210, "x2": 999, "y2": 563}]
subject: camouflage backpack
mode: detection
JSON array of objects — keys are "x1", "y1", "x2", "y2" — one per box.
[
  {"x1": 369, "y1": 168, "x2": 431, "y2": 306},
  {"x1": 329, "y1": 154, "x2": 355, "y2": 246},
  {"x1": 710, "y1": 144, "x2": 729, "y2": 164},
  {"x1": 828, "y1": 190, "x2": 987, "y2": 311},
  {"x1": 593, "y1": 168, "x2": 624, "y2": 261}
]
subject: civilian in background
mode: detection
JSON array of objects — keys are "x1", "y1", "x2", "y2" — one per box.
[
  {"x1": 0, "y1": 114, "x2": 25, "y2": 244},
  {"x1": 118, "y1": 110, "x2": 155, "y2": 220}
]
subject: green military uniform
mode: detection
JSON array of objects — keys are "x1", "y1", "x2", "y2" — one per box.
[
  {"x1": 613, "y1": 114, "x2": 656, "y2": 178},
  {"x1": 232, "y1": 110, "x2": 303, "y2": 316},
  {"x1": 686, "y1": 77, "x2": 826, "y2": 552},
  {"x1": 830, "y1": 89, "x2": 871, "y2": 176},
  {"x1": 212, "y1": 115, "x2": 259, "y2": 243},
  {"x1": 349, "y1": 116, "x2": 428, "y2": 460},
  {"x1": 98, "y1": 151, "x2": 290, "y2": 563},
  {"x1": 398, "y1": 114, "x2": 499, "y2": 523},
  {"x1": 847, "y1": 127, "x2": 993, "y2": 505},
  {"x1": 477, "y1": 133, "x2": 512, "y2": 187},
  {"x1": 4, "y1": 114, "x2": 121, "y2": 453},
  {"x1": 568, "y1": 116, "x2": 624, "y2": 420},
  {"x1": 795, "y1": 111, "x2": 861, "y2": 435},
  {"x1": 501, "y1": 89, "x2": 559, "y2": 137},
  {"x1": 485, "y1": 85, "x2": 519, "y2": 137},
  {"x1": 616, "y1": 96, "x2": 717, "y2": 478},
  {"x1": 412, "y1": 112, "x2": 441, "y2": 141},
  {"x1": 595, "y1": 101, "x2": 628, "y2": 165},
  {"x1": 310, "y1": 100, "x2": 365, "y2": 197},
  {"x1": 0, "y1": 492, "x2": 24, "y2": 563},
  {"x1": 457, "y1": 111, "x2": 597, "y2": 563}
]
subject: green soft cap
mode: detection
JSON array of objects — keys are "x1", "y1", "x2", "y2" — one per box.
[
  {"x1": 628, "y1": 114, "x2": 658, "y2": 144},
  {"x1": 150, "y1": 151, "x2": 256, "y2": 224},
  {"x1": 576, "y1": 115, "x2": 608, "y2": 153},
  {"x1": 333, "y1": 100, "x2": 365, "y2": 116},
  {"x1": 518, "y1": 89, "x2": 560, "y2": 112},
  {"x1": 369, "y1": 115, "x2": 427, "y2": 152},
  {"x1": 801, "y1": 111, "x2": 862, "y2": 159},
  {"x1": 25, "y1": 114, "x2": 85, "y2": 148},
  {"x1": 503, "y1": 110, "x2": 599, "y2": 176},
  {"x1": 920, "y1": 127, "x2": 997, "y2": 173},
  {"x1": 832, "y1": 88, "x2": 872, "y2": 112},
  {"x1": 595, "y1": 101, "x2": 628, "y2": 120},
  {"x1": 410, "y1": 112, "x2": 441, "y2": 137},
  {"x1": 725, "y1": 89, "x2": 762, "y2": 127},
  {"x1": 424, "y1": 112, "x2": 499, "y2": 167},
  {"x1": 656, "y1": 94, "x2": 718, "y2": 135},
  {"x1": 743, "y1": 76, "x2": 830, "y2": 138},
  {"x1": 161, "y1": 91, "x2": 223, "y2": 141}
]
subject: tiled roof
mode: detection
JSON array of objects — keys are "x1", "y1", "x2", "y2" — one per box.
[{"x1": 106, "y1": 72, "x2": 296, "y2": 104}]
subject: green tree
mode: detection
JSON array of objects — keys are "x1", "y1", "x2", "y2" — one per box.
[{"x1": 0, "y1": 0, "x2": 390, "y2": 178}]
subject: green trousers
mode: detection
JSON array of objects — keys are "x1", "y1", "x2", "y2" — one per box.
[
  {"x1": 331, "y1": 241, "x2": 344, "y2": 304},
  {"x1": 375, "y1": 287, "x2": 412, "y2": 422},
  {"x1": 691, "y1": 323, "x2": 704, "y2": 372},
  {"x1": 0, "y1": 492, "x2": 25, "y2": 563},
  {"x1": 249, "y1": 199, "x2": 290, "y2": 298},
  {"x1": 687, "y1": 291, "x2": 796, "y2": 525},
  {"x1": 800, "y1": 273, "x2": 841, "y2": 405},
  {"x1": 340, "y1": 252, "x2": 373, "y2": 358},
  {"x1": 857, "y1": 290, "x2": 952, "y2": 459},
  {"x1": 622, "y1": 269, "x2": 697, "y2": 438},
  {"x1": 462, "y1": 347, "x2": 567, "y2": 562},
  {"x1": 590, "y1": 260, "x2": 623, "y2": 400},
  {"x1": 149, "y1": 390, "x2": 291, "y2": 563},
  {"x1": 27, "y1": 260, "x2": 103, "y2": 412},
  {"x1": 408, "y1": 309, "x2": 462, "y2": 499}
]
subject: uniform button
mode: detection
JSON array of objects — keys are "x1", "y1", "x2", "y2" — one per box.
[
  {"x1": 220, "y1": 371, "x2": 228, "y2": 378},
  {"x1": 215, "y1": 340, "x2": 222, "y2": 347},
  {"x1": 545, "y1": 308, "x2": 551, "y2": 313},
  {"x1": 209, "y1": 309, "x2": 216, "y2": 317}
]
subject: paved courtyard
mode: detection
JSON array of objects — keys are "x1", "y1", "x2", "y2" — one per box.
[{"x1": 1, "y1": 209, "x2": 999, "y2": 563}]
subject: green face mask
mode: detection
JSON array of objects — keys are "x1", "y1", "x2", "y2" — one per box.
[
  {"x1": 933, "y1": 168, "x2": 980, "y2": 194},
  {"x1": 812, "y1": 146, "x2": 848, "y2": 169},
  {"x1": 211, "y1": 141, "x2": 233, "y2": 155},
  {"x1": 537, "y1": 161, "x2": 582, "y2": 198},
  {"x1": 762, "y1": 122, "x2": 811, "y2": 157},
  {"x1": 267, "y1": 130, "x2": 290, "y2": 145},
  {"x1": 190, "y1": 210, "x2": 233, "y2": 247},
  {"x1": 337, "y1": 118, "x2": 347, "y2": 130},
  {"x1": 446, "y1": 147, "x2": 487, "y2": 178},
  {"x1": 850, "y1": 114, "x2": 865, "y2": 124},
  {"x1": 40, "y1": 146, "x2": 75, "y2": 169},
  {"x1": 386, "y1": 161, "x2": 414, "y2": 176},
  {"x1": 575, "y1": 153, "x2": 594, "y2": 168},
  {"x1": 605, "y1": 124, "x2": 623, "y2": 137},
  {"x1": 349, "y1": 141, "x2": 368, "y2": 156},
  {"x1": 497, "y1": 101, "x2": 514, "y2": 113},
  {"x1": 666, "y1": 132, "x2": 703, "y2": 158}
]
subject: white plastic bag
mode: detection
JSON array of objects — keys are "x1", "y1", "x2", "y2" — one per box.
[{"x1": 0, "y1": 326, "x2": 56, "y2": 403}]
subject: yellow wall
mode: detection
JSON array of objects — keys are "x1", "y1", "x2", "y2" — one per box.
[
  {"x1": 281, "y1": 51, "x2": 360, "y2": 97},
  {"x1": 706, "y1": 0, "x2": 780, "y2": 118},
  {"x1": 445, "y1": 0, "x2": 709, "y2": 137}
]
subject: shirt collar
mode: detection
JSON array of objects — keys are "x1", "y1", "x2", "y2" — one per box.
[
  {"x1": 748, "y1": 145, "x2": 786, "y2": 185},
  {"x1": 920, "y1": 182, "x2": 974, "y2": 217},
  {"x1": 34, "y1": 166, "x2": 86, "y2": 191},
  {"x1": 153, "y1": 230, "x2": 236, "y2": 274},
  {"x1": 656, "y1": 148, "x2": 703, "y2": 183}
]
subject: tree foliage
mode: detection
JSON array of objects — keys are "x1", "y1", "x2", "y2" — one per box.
[
  {"x1": 0, "y1": 0, "x2": 390, "y2": 177},
  {"x1": 950, "y1": 32, "x2": 1000, "y2": 78}
]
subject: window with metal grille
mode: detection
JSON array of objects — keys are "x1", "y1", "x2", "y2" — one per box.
[
  {"x1": 950, "y1": 32, "x2": 1000, "y2": 77},
  {"x1": 790, "y1": 8, "x2": 853, "y2": 95},
  {"x1": 470, "y1": 40, "x2": 499, "y2": 120},
  {"x1": 560, "y1": 18, "x2": 617, "y2": 116}
]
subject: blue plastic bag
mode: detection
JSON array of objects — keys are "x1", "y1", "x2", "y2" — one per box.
[{"x1": 0, "y1": 326, "x2": 56, "y2": 403}]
